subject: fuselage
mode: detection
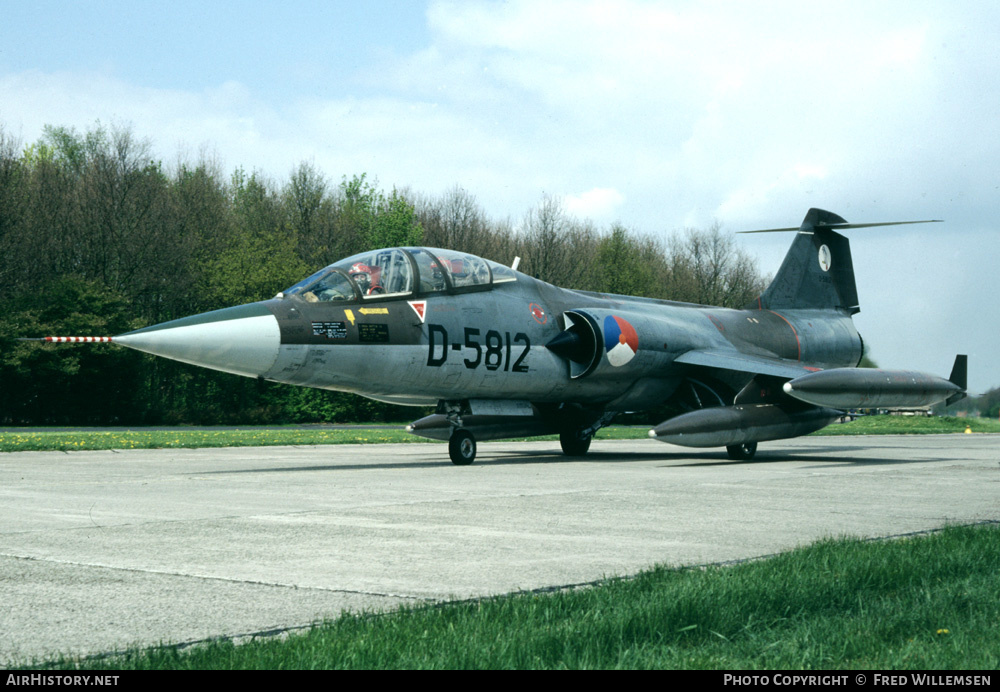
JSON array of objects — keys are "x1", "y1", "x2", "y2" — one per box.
[{"x1": 115, "y1": 248, "x2": 863, "y2": 412}]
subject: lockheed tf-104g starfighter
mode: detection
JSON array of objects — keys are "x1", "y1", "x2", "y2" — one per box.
[{"x1": 39, "y1": 208, "x2": 967, "y2": 464}]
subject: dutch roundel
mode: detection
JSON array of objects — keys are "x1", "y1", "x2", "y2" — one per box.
[{"x1": 603, "y1": 315, "x2": 639, "y2": 367}]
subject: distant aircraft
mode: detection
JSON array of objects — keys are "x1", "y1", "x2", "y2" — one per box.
[{"x1": 38, "y1": 208, "x2": 966, "y2": 464}]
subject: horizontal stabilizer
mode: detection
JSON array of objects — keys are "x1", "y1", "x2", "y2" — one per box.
[
  {"x1": 744, "y1": 209, "x2": 943, "y2": 315},
  {"x1": 739, "y1": 219, "x2": 943, "y2": 234}
]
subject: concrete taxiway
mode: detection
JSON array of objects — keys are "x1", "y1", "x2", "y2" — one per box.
[{"x1": 2, "y1": 434, "x2": 998, "y2": 664}]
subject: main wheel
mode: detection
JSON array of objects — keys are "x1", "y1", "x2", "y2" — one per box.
[
  {"x1": 726, "y1": 441, "x2": 758, "y2": 460},
  {"x1": 560, "y1": 430, "x2": 592, "y2": 456},
  {"x1": 449, "y1": 429, "x2": 477, "y2": 465}
]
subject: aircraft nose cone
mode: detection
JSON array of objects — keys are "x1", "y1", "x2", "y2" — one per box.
[{"x1": 114, "y1": 302, "x2": 280, "y2": 378}]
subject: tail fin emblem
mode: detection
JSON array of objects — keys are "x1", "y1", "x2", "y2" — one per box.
[{"x1": 818, "y1": 244, "x2": 832, "y2": 272}]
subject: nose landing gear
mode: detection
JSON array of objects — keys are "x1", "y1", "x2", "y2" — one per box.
[{"x1": 449, "y1": 429, "x2": 477, "y2": 465}]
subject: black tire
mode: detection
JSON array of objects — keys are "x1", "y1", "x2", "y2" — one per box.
[
  {"x1": 449, "y1": 429, "x2": 477, "y2": 465},
  {"x1": 726, "y1": 441, "x2": 758, "y2": 460},
  {"x1": 560, "y1": 431, "x2": 592, "y2": 456}
]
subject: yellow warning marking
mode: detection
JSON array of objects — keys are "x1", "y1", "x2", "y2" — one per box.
[
  {"x1": 345, "y1": 309, "x2": 355, "y2": 325},
  {"x1": 359, "y1": 307, "x2": 389, "y2": 315}
]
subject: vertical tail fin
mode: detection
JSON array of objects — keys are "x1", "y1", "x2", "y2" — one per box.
[
  {"x1": 743, "y1": 208, "x2": 940, "y2": 313},
  {"x1": 747, "y1": 209, "x2": 860, "y2": 314},
  {"x1": 945, "y1": 354, "x2": 968, "y2": 406}
]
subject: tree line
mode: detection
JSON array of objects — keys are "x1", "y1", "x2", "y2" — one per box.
[
  {"x1": 0, "y1": 122, "x2": 768, "y2": 425},
  {"x1": 967, "y1": 387, "x2": 1000, "y2": 420}
]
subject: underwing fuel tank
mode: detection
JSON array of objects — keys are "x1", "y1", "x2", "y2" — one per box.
[
  {"x1": 649, "y1": 404, "x2": 842, "y2": 448},
  {"x1": 406, "y1": 413, "x2": 558, "y2": 441},
  {"x1": 782, "y1": 358, "x2": 966, "y2": 409}
]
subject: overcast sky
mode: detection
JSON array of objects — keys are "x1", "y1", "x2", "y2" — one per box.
[{"x1": 1, "y1": 0, "x2": 997, "y2": 393}]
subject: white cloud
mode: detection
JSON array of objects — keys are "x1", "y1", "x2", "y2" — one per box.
[
  {"x1": 7, "y1": 2, "x2": 993, "y2": 232},
  {"x1": 563, "y1": 187, "x2": 625, "y2": 221}
]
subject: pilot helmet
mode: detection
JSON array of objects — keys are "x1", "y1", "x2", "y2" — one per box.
[{"x1": 349, "y1": 263, "x2": 373, "y2": 288}]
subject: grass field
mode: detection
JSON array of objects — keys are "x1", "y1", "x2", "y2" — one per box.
[
  {"x1": 812, "y1": 415, "x2": 1000, "y2": 436},
  {"x1": 31, "y1": 523, "x2": 1000, "y2": 670},
  {"x1": 0, "y1": 427, "x2": 425, "y2": 452},
  {"x1": 1, "y1": 415, "x2": 997, "y2": 452}
]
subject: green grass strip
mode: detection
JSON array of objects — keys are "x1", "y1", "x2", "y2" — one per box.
[
  {"x1": 31, "y1": 524, "x2": 1000, "y2": 670},
  {"x1": 812, "y1": 415, "x2": 1000, "y2": 436},
  {"x1": 0, "y1": 428, "x2": 428, "y2": 452},
  {"x1": 2, "y1": 416, "x2": 998, "y2": 452}
]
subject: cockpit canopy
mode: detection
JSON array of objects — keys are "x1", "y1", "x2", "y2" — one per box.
[{"x1": 282, "y1": 247, "x2": 517, "y2": 303}]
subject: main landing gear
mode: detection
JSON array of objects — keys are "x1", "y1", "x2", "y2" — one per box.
[
  {"x1": 559, "y1": 430, "x2": 592, "y2": 456},
  {"x1": 726, "y1": 441, "x2": 758, "y2": 460}
]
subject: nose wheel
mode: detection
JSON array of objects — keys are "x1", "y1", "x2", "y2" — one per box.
[{"x1": 449, "y1": 429, "x2": 477, "y2": 465}]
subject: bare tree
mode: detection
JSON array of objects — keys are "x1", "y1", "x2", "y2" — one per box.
[
  {"x1": 664, "y1": 223, "x2": 768, "y2": 307},
  {"x1": 420, "y1": 185, "x2": 486, "y2": 251},
  {"x1": 518, "y1": 195, "x2": 598, "y2": 288},
  {"x1": 417, "y1": 187, "x2": 525, "y2": 269}
]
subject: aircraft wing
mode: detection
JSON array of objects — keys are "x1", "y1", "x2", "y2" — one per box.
[{"x1": 673, "y1": 349, "x2": 821, "y2": 380}]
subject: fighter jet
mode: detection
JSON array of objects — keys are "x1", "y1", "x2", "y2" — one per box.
[{"x1": 39, "y1": 208, "x2": 966, "y2": 464}]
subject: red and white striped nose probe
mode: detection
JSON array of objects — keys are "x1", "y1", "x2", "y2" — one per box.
[{"x1": 20, "y1": 336, "x2": 115, "y2": 343}]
